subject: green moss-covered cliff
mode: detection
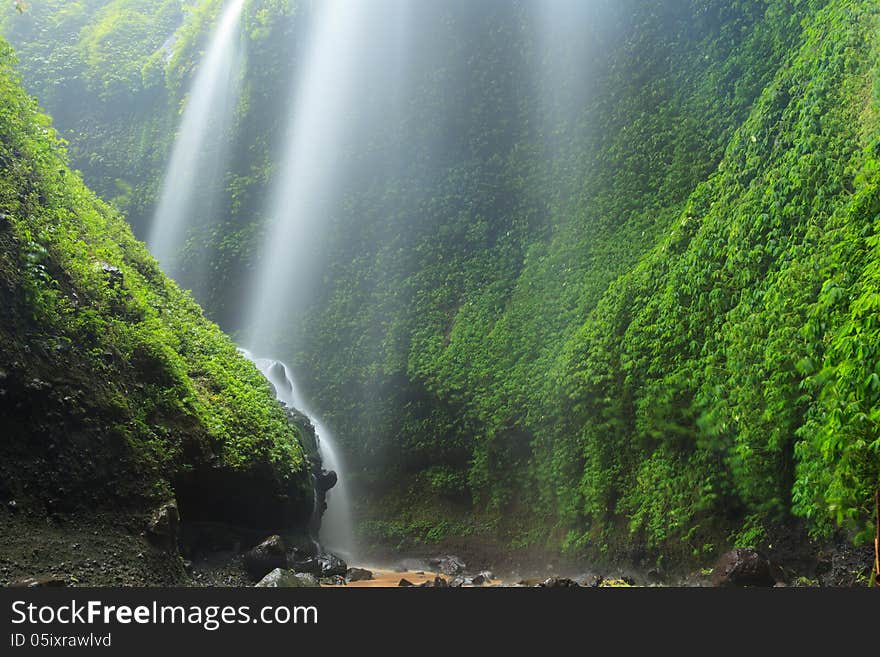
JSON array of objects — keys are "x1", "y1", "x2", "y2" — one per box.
[
  {"x1": 0, "y1": 37, "x2": 312, "y2": 534},
  {"x1": 3, "y1": 0, "x2": 879, "y2": 574}
]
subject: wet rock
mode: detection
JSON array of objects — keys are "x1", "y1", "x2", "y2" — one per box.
[
  {"x1": 419, "y1": 576, "x2": 449, "y2": 588},
  {"x1": 599, "y1": 578, "x2": 634, "y2": 587},
  {"x1": 291, "y1": 557, "x2": 322, "y2": 575},
  {"x1": 711, "y1": 549, "x2": 775, "y2": 587},
  {"x1": 398, "y1": 578, "x2": 415, "y2": 587},
  {"x1": 286, "y1": 534, "x2": 319, "y2": 559},
  {"x1": 321, "y1": 575, "x2": 347, "y2": 586},
  {"x1": 10, "y1": 576, "x2": 67, "y2": 587},
  {"x1": 244, "y1": 535, "x2": 288, "y2": 581},
  {"x1": 318, "y1": 552, "x2": 347, "y2": 577},
  {"x1": 428, "y1": 555, "x2": 465, "y2": 576},
  {"x1": 470, "y1": 571, "x2": 493, "y2": 586},
  {"x1": 537, "y1": 577, "x2": 580, "y2": 588},
  {"x1": 346, "y1": 567, "x2": 373, "y2": 582},
  {"x1": 145, "y1": 502, "x2": 179, "y2": 553},
  {"x1": 255, "y1": 568, "x2": 319, "y2": 588},
  {"x1": 448, "y1": 576, "x2": 465, "y2": 588},
  {"x1": 577, "y1": 574, "x2": 603, "y2": 587},
  {"x1": 315, "y1": 470, "x2": 338, "y2": 492},
  {"x1": 269, "y1": 363, "x2": 293, "y2": 396}
]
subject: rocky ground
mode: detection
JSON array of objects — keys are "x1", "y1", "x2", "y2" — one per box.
[
  {"x1": 0, "y1": 509, "x2": 185, "y2": 587},
  {"x1": 1, "y1": 502, "x2": 874, "y2": 588}
]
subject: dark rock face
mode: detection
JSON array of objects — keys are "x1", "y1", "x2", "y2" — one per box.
[
  {"x1": 712, "y1": 549, "x2": 775, "y2": 587},
  {"x1": 145, "y1": 502, "x2": 179, "y2": 553},
  {"x1": 308, "y1": 468, "x2": 337, "y2": 538},
  {"x1": 255, "y1": 568, "x2": 319, "y2": 588},
  {"x1": 244, "y1": 535, "x2": 288, "y2": 581},
  {"x1": 398, "y1": 578, "x2": 414, "y2": 587},
  {"x1": 268, "y1": 363, "x2": 293, "y2": 397},
  {"x1": 346, "y1": 567, "x2": 373, "y2": 582},
  {"x1": 428, "y1": 555, "x2": 465, "y2": 576},
  {"x1": 315, "y1": 470, "x2": 337, "y2": 492},
  {"x1": 291, "y1": 557, "x2": 322, "y2": 575},
  {"x1": 174, "y1": 462, "x2": 314, "y2": 533},
  {"x1": 537, "y1": 577, "x2": 580, "y2": 588}
]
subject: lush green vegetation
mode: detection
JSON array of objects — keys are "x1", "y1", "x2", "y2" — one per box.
[
  {"x1": 3, "y1": 0, "x2": 879, "y2": 569},
  {"x1": 0, "y1": 37, "x2": 311, "y2": 525}
]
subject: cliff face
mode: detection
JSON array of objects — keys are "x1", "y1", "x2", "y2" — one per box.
[
  {"x1": 3, "y1": 0, "x2": 879, "y2": 572},
  {"x1": 0, "y1": 38, "x2": 313, "y2": 584}
]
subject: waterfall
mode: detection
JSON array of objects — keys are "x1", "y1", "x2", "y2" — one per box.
[
  {"x1": 240, "y1": 350, "x2": 355, "y2": 560},
  {"x1": 148, "y1": 0, "x2": 245, "y2": 279},
  {"x1": 236, "y1": 0, "x2": 381, "y2": 562},
  {"x1": 242, "y1": 0, "x2": 370, "y2": 350}
]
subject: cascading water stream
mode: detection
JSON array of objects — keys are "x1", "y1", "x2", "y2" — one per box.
[
  {"x1": 237, "y1": 0, "x2": 389, "y2": 562},
  {"x1": 148, "y1": 0, "x2": 245, "y2": 277},
  {"x1": 240, "y1": 350, "x2": 354, "y2": 560}
]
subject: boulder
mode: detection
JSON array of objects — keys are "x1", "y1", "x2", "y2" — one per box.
[
  {"x1": 244, "y1": 535, "x2": 288, "y2": 581},
  {"x1": 255, "y1": 568, "x2": 319, "y2": 588},
  {"x1": 398, "y1": 578, "x2": 414, "y2": 587},
  {"x1": 581, "y1": 574, "x2": 603, "y2": 587},
  {"x1": 286, "y1": 534, "x2": 320, "y2": 559},
  {"x1": 346, "y1": 567, "x2": 373, "y2": 582},
  {"x1": 470, "y1": 571, "x2": 493, "y2": 586},
  {"x1": 318, "y1": 552, "x2": 348, "y2": 577},
  {"x1": 145, "y1": 502, "x2": 179, "y2": 553},
  {"x1": 291, "y1": 557, "x2": 322, "y2": 575},
  {"x1": 419, "y1": 576, "x2": 449, "y2": 588},
  {"x1": 321, "y1": 575, "x2": 347, "y2": 586},
  {"x1": 537, "y1": 577, "x2": 580, "y2": 588},
  {"x1": 711, "y1": 549, "x2": 775, "y2": 587},
  {"x1": 428, "y1": 555, "x2": 465, "y2": 576}
]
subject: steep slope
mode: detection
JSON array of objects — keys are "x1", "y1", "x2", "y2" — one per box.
[
  {"x1": 558, "y1": 0, "x2": 880, "y2": 558},
  {"x1": 0, "y1": 38, "x2": 312, "y2": 584}
]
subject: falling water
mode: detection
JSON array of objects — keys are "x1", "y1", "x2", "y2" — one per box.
[
  {"x1": 148, "y1": 0, "x2": 245, "y2": 277},
  {"x1": 243, "y1": 0, "x2": 371, "y2": 349},
  {"x1": 237, "y1": 0, "x2": 397, "y2": 562},
  {"x1": 240, "y1": 350, "x2": 354, "y2": 560}
]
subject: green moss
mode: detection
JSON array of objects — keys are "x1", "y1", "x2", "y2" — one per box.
[{"x1": 0, "y1": 38, "x2": 308, "y2": 519}]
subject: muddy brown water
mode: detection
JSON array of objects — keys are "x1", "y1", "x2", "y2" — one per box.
[{"x1": 322, "y1": 568, "x2": 503, "y2": 587}]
